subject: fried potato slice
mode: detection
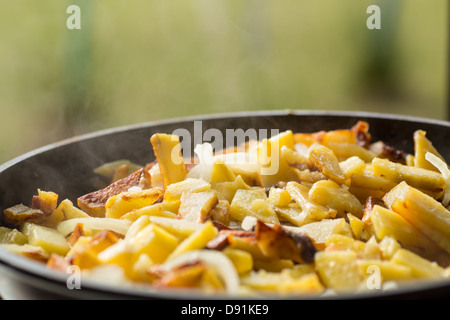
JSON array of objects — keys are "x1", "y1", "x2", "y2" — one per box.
[
  {"x1": 178, "y1": 190, "x2": 219, "y2": 223},
  {"x1": 166, "y1": 221, "x2": 219, "y2": 261},
  {"x1": 119, "y1": 202, "x2": 177, "y2": 222},
  {"x1": 105, "y1": 187, "x2": 164, "y2": 219},
  {"x1": 78, "y1": 168, "x2": 151, "y2": 217},
  {"x1": 256, "y1": 221, "x2": 307, "y2": 264},
  {"x1": 370, "y1": 205, "x2": 450, "y2": 266},
  {"x1": 323, "y1": 142, "x2": 376, "y2": 163},
  {"x1": 286, "y1": 181, "x2": 337, "y2": 221},
  {"x1": 27, "y1": 223, "x2": 70, "y2": 256},
  {"x1": 31, "y1": 189, "x2": 58, "y2": 216},
  {"x1": 308, "y1": 144, "x2": 349, "y2": 185},
  {"x1": 3, "y1": 204, "x2": 46, "y2": 226},
  {"x1": 315, "y1": 250, "x2": 362, "y2": 292},
  {"x1": 163, "y1": 178, "x2": 211, "y2": 202},
  {"x1": 256, "y1": 130, "x2": 299, "y2": 187},
  {"x1": 53, "y1": 199, "x2": 90, "y2": 221},
  {"x1": 308, "y1": 180, "x2": 363, "y2": 219},
  {"x1": 0, "y1": 244, "x2": 49, "y2": 262},
  {"x1": 385, "y1": 182, "x2": 450, "y2": 255},
  {"x1": 391, "y1": 249, "x2": 445, "y2": 279},
  {"x1": 372, "y1": 157, "x2": 445, "y2": 199},
  {"x1": 413, "y1": 130, "x2": 445, "y2": 172},
  {"x1": 150, "y1": 133, "x2": 187, "y2": 188},
  {"x1": 229, "y1": 188, "x2": 279, "y2": 224}
]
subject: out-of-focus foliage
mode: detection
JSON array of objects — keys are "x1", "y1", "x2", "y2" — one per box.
[{"x1": 0, "y1": 0, "x2": 446, "y2": 163}]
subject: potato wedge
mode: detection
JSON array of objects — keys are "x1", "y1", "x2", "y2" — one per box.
[
  {"x1": 257, "y1": 131, "x2": 299, "y2": 187},
  {"x1": 178, "y1": 190, "x2": 218, "y2": 223},
  {"x1": 323, "y1": 142, "x2": 376, "y2": 163},
  {"x1": 210, "y1": 200, "x2": 231, "y2": 226},
  {"x1": 53, "y1": 199, "x2": 90, "y2": 221},
  {"x1": 340, "y1": 156, "x2": 366, "y2": 179},
  {"x1": 222, "y1": 247, "x2": 253, "y2": 275},
  {"x1": 229, "y1": 188, "x2": 279, "y2": 224},
  {"x1": 413, "y1": 130, "x2": 445, "y2": 172},
  {"x1": 372, "y1": 157, "x2": 445, "y2": 199},
  {"x1": 131, "y1": 223, "x2": 179, "y2": 264},
  {"x1": 255, "y1": 221, "x2": 304, "y2": 264},
  {"x1": 105, "y1": 188, "x2": 164, "y2": 219},
  {"x1": 391, "y1": 249, "x2": 445, "y2": 279},
  {"x1": 315, "y1": 250, "x2": 362, "y2": 292},
  {"x1": 27, "y1": 223, "x2": 70, "y2": 256},
  {"x1": 4, "y1": 203, "x2": 48, "y2": 226},
  {"x1": 78, "y1": 168, "x2": 151, "y2": 217},
  {"x1": 308, "y1": 180, "x2": 363, "y2": 218},
  {"x1": 163, "y1": 178, "x2": 211, "y2": 202},
  {"x1": 268, "y1": 187, "x2": 293, "y2": 207},
  {"x1": 119, "y1": 203, "x2": 177, "y2": 222},
  {"x1": 0, "y1": 227, "x2": 27, "y2": 245},
  {"x1": 211, "y1": 175, "x2": 251, "y2": 203},
  {"x1": 148, "y1": 216, "x2": 204, "y2": 240},
  {"x1": 308, "y1": 144, "x2": 349, "y2": 185},
  {"x1": 31, "y1": 189, "x2": 58, "y2": 217},
  {"x1": 240, "y1": 270, "x2": 324, "y2": 295},
  {"x1": 286, "y1": 181, "x2": 336, "y2": 221},
  {"x1": 356, "y1": 259, "x2": 413, "y2": 282},
  {"x1": 285, "y1": 218, "x2": 352, "y2": 250},
  {"x1": 385, "y1": 182, "x2": 450, "y2": 255},
  {"x1": 350, "y1": 167, "x2": 397, "y2": 194},
  {"x1": 370, "y1": 205, "x2": 450, "y2": 266},
  {"x1": 166, "y1": 221, "x2": 219, "y2": 261},
  {"x1": 0, "y1": 244, "x2": 49, "y2": 262},
  {"x1": 273, "y1": 205, "x2": 312, "y2": 227},
  {"x1": 150, "y1": 133, "x2": 187, "y2": 188}
]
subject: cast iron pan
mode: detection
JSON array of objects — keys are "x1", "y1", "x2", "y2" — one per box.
[{"x1": 1, "y1": 110, "x2": 450, "y2": 299}]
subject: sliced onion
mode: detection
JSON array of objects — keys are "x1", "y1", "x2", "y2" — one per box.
[
  {"x1": 57, "y1": 217, "x2": 132, "y2": 237},
  {"x1": 425, "y1": 152, "x2": 450, "y2": 206},
  {"x1": 241, "y1": 216, "x2": 258, "y2": 231},
  {"x1": 162, "y1": 250, "x2": 240, "y2": 295},
  {"x1": 186, "y1": 164, "x2": 201, "y2": 179}
]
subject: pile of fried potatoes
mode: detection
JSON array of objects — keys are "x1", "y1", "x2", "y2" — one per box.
[{"x1": 2, "y1": 121, "x2": 450, "y2": 296}]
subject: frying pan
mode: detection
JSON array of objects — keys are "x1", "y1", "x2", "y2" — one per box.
[{"x1": 1, "y1": 110, "x2": 449, "y2": 300}]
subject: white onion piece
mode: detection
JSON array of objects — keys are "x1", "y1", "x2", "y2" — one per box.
[
  {"x1": 425, "y1": 152, "x2": 450, "y2": 207},
  {"x1": 57, "y1": 217, "x2": 132, "y2": 237},
  {"x1": 186, "y1": 164, "x2": 201, "y2": 179},
  {"x1": 194, "y1": 143, "x2": 215, "y2": 182},
  {"x1": 162, "y1": 250, "x2": 240, "y2": 295},
  {"x1": 294, "y1": 143, "x2": 310, "y2": 157},
  {"x1": 241, "y1": 216, "x2": 258, "y2": 231},
  {"x1": 82, "y1": 264, "x2": 128, "y2": 285}
]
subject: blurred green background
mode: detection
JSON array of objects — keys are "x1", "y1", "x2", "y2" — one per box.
[{"x1": 0, "y1": 0, "x2": 447, "y2": 164}]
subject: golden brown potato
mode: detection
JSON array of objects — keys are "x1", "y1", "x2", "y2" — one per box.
[
  {"x1": 3, "y1": 204, "x2": 46, "y2": 226},
  {"x1": 150, "y1": 133, "x2": 187, "y2": 188},
  {"x1": 78, "y1": 168, "x2": 152, "y2": 217}
]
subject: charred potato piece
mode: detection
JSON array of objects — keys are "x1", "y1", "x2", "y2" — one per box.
[
  {"x1": 4, "y1": 204, "x2": 46, "y2": 226},
  {"x1": 78, "y1": 168, "x2": 151, "y2": 217}
]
